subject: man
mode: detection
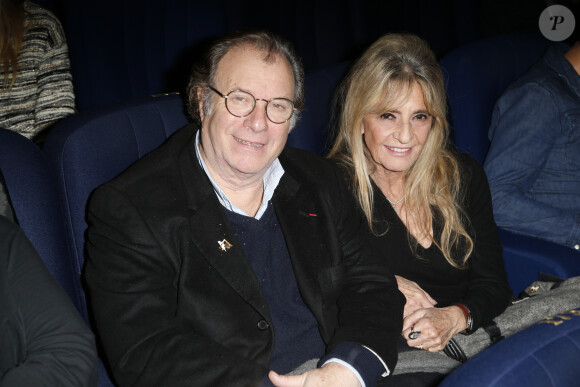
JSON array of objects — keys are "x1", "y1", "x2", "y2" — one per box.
[
  {"x1": 0, "y1": 215, "x2": 98, "y2": 385},
  {"x1": 85, "y1": 31, "x2": 404, "y2": 386},
  {"x1": 484, "y1": 32, "x2": 580, "y2": 251}
]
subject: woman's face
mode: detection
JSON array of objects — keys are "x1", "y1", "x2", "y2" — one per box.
[{"x1": 362, "y1": 82, "x2": 433, "y2": 177}]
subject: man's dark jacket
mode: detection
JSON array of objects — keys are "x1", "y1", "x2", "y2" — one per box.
[{"x1": 85, "y1": 124, "x2": 404, "y2": 386}]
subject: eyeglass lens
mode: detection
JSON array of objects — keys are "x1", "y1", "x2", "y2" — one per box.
[{"x1": 225, "y1": 90, "x2": 294, "y2": 124}]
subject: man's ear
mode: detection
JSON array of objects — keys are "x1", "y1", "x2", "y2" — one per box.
[{"x1": 197, "y1": 87, "x2": 206, "y2": 121}]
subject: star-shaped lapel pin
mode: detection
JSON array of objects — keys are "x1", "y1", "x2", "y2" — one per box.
[{"x1": 218, "y1": 239, "x2": 233, "y2": 252}]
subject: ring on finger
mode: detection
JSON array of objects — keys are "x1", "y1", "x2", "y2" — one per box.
[{"x1": 408, "y1": 327, "x2": 421, "y2": 340}]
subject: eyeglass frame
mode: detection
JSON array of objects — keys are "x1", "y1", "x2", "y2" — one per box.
[{"x1": 208, "y1": 85, "x2": 297, "y2": 124}]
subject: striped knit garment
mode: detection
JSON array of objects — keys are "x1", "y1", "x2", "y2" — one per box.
[{"x1": 0, "y1": 1, "x2": 75, "y2": 142}]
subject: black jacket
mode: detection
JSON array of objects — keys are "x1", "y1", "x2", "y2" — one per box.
[
  {"x1": 0, "y1": 216, "x2": 97, "y2": 386},
  {"x1": 85, "y1": 124, "x2": 405, "y2": 387}
]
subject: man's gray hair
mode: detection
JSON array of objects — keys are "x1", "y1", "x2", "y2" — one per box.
[{"x1": 187, "y1": 30, "x2": 305, "y2": 130}]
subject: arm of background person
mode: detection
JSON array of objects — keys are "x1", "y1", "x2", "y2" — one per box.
[
  {"x1": 0, "y1": 217, "x2": 97, "y2": 387},
  {"x1": 33, "y1": 12, "x2": 76, "y2": 134},
  {"x1": 484, "y1": 85, "x2": 580, "y2": 248}
]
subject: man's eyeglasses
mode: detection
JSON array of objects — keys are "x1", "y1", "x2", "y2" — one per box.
[{"x1": 209, "y1": 86, "x2": 296, "y2": 124}]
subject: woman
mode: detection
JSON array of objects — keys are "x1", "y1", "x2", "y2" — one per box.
[
  {"x1": 328, "y1": 33, "x2": 512, "y2": 384},
  {"x1": 0, "y1": 0, "x2": 75, "y2": 144}
]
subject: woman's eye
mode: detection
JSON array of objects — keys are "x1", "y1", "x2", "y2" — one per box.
[
  {"x1": 414, "y1": 113, "x2": 429, "y2": 120},
  {"x1": 379, "y1": 113, "x2": 395, "y2": 119}
]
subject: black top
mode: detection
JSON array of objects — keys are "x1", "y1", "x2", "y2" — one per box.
[
  {"x1": 0, "y1": 215, "x2": 97, "y2": 386},
  {"x1": 369, "y1": 153, "x2": 512, "y2": 330}
]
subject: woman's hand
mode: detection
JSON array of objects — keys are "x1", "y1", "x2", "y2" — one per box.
[
  {"x1": 395, "y1": 275, "x2": 437, "y2": 317},
  {"x1": 401, "y1": 306, "x2": 467, "y2": 352}
]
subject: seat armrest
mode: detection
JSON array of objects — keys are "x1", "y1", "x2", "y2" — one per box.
[{"x1": 498, "y1": 228, "x2": 580, "y2": 295}]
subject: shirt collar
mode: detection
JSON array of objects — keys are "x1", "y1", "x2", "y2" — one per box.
[
  {"x1": 195, "y1": 130, "x2": 284, "y2": 220},
  {"x1": 545, "y1": 43, "x2": 580, "y2": 96}
]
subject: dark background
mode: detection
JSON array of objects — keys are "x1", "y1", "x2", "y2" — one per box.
[{"x1": 33, "y1": 0, "x2": 551, "y2": 111}]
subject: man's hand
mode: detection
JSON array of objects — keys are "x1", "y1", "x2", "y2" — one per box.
[
  {"x1": 395, "y1": 275, "x2": 437, "y2": 317},
  {"x1": 268, "y1": 362, "x2": 361, "y2": 387}
]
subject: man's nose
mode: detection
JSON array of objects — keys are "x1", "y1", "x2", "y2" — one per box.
[{"x1": 244, "y1": 101, "x2": 269, "y2": 132}]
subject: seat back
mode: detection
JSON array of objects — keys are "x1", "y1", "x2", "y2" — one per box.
[
  {"x1": 288, "y1": 61, "x2": 350, "y2": 155},
  {"x1": 440, "y1": 309, "x2": 580, "y2": 386},
  {"x1": 43, "y1": 94, "x2": 189, "y2": 387},
  {"x1": 0, "y1": 128, "x2": 82, "y2": 312},
  {"x1": 440, "y1": 33, "x2": 552, "y2": 164},
  {"x1": 59, "y1": 1, "x2": 465, "y2": 112},
  {"x1": 499, "y1": 230, "x2": 580, "y2": 295},
  {"x1": 60, "y1": 1, "x2": 225, "y2": 110},
  {"x1": 44, "y1": 93, "x2": 189, "y2": 284},
  {"x1": 438, "y1": 34, "x2": 580, "y2": 295}
]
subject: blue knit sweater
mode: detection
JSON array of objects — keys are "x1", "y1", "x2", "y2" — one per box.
[{"x1": 224, "y1": 202, "x2": 325, "y2": 374}]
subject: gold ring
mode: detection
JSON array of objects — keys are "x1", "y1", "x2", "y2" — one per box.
[{"x1": 417, "y1": 344, "x2": 423, "y2": 350}]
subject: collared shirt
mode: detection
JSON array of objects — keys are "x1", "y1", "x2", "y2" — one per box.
[
  {"x1": 484, "y1": 43, "x2": 580, "y2": 250},
  {"x1": 194, "y1": 131, "x2": 284, "y2": 220}
]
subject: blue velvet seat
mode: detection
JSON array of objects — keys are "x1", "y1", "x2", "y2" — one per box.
[
  {"x1": 43, "y1": 93, "x2": 190, "y2": 387},
  {"x1": 60, "y1": 1, "x2": 226, "y2": 110},
  {"x1": 58, "y1": 1, "x2": 465, "y2": 112},
  {"x1": 439, "y1": 33, "x2": 580, "y2": 295},
  {"x1": 289, "y1": 61, "x2": 350, "y2": 155},
  {"x1": 0, "y1": 128, "x2": 83, "y2": 313},
  {"x1": 44, "y1": 93, "x2": 189, "y2": 282},
  {"x1": 440, "y1": 309, "x2": 580, "y2": 386},
  {"x1": 439, "y1": 33, "x2": 552, "y2": 165}
]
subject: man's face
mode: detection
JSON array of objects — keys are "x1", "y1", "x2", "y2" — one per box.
[{"x1": 199, "y1": 45, "x2": 295, "y2": 184}]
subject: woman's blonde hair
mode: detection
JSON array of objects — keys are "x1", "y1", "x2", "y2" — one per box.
[
  {"x1": 328, "y1": 33, "x2": 473, "y2": 268},
  {"x1": 0, "y1": 0, "x2": 26, "y2": 90}
]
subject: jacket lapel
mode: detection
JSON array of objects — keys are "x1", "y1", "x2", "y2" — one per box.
[
  {"x1": 179, "y1": 138, "x2": 271, "y2": 321},
  {"x1": 273, "y1": 171, "x2": 327, "y2": 324}
]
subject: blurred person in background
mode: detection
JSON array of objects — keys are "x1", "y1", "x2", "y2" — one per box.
[
  {"x1": 0, "y1": 214, "x2": 97, "y2": 386},
  {"x1": 0, "y1": 0, "x2": 75, "y2": 146},
  {"x1": 484, "y1": 2, "x2": 580, "y2": 251}
]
